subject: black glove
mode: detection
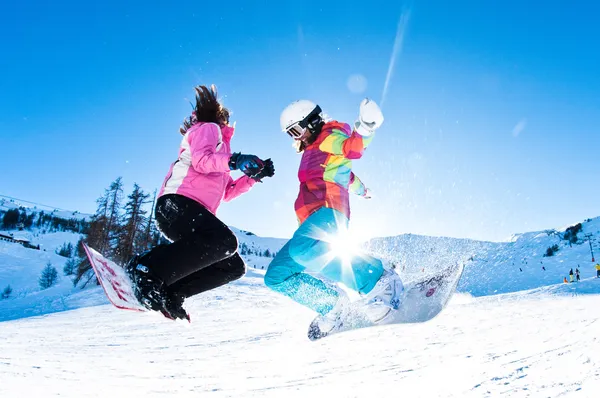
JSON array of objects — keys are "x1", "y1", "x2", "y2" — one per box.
[
  {"x1": 229, "y1": 152, "x2": 264, "y2": 177},
  {"x1": 251, "y1": 158, "x2": 275, "y2": 182}
]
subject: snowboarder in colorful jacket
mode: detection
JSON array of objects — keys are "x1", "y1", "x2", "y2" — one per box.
[
  {"x1": 595, "y1": 263, "x2": 600, "y2": 278},
  {"x1": 264, "y1": 98, "x2": 404, "y2": 340},
  {"x1": 126, "y1": 85, "x2": 274, "y2": 320}
]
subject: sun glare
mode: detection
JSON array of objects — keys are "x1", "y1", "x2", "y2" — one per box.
[{"x1": 328, "y1": 228, "x2": 358, "y2": 264}]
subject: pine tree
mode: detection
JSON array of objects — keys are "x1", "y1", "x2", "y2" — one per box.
[
  {"x1": 17, "y1": 208, "x2": 28, "y2": 227},
  {"x1": 86, "y1": 177, "x2": 124, "y2": 254},
  {"x1": 1, "y1": 284, "x2": 12, "y2": 299},
  {"x1": 140, "y1": 189, "x2": 158, "y2": 251},
  {"x1": 36, "y1": 211, "x2": 45, "y2": 228},
  {"x1": 56, "y1": 242, "x2": 74, "y2": 257},
  {"x1": 104, "y1": 177, "x2": 124, "y2": 251},
  {"x1": 73, "y1": 236, "x2": 95, "y2": 287},
  {"x1": 39, "y1": 263, "x2": 59, "y2": 289},
  {"x1": 115, "y1": 183, "x2": 150, "y2": 264},
  {"x1": 24, "y1": 212, "x2": 35, "y2": 229},
  {"x1": 2, "y1": 209, "x2": 19, "y2": 229},
  {"x1": 63, "y1": 257, "x2": 77, "y2": 276},
  {"x1": 76, "y1": 178, "x2": 123, "y2": 285}
]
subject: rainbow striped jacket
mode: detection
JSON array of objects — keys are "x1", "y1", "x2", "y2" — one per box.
[{"x1": 294, "y1": 121, "x2": 374, "y2": 225}]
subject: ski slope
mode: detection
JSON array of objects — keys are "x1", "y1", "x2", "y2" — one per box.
[
  {"x1": 367, "y1": 217, "x2": 600, "y2": 296},
  {"x1": 0, "y1": 225, "x2": 286, "y2": 322},
  {"x1": 1, "y1": 273, "x2": 599, "y2": 397},
  {"x1": 1, "y1": 215, "x2": 599, "y2": 397}
]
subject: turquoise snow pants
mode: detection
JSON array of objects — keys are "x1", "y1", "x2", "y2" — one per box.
[{"x1": 264, "y1": 208, "x2": 384, "y2": 315}]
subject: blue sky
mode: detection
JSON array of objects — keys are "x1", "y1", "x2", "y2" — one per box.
[{"x1": 1, "y1": 0, "x2": 599, "y2": 242}]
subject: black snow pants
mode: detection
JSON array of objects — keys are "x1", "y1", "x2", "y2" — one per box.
[{"x1": 138, "y1": 194, "x2": 246, "y2": 298}]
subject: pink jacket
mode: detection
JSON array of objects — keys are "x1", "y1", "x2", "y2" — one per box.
[{"x1": 159, "y1": 122, "x2": 257, "y2": 214}]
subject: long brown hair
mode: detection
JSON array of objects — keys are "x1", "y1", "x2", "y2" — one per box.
[{"x1": 179, "y1": 84, "x2": 230, "y2": 135}]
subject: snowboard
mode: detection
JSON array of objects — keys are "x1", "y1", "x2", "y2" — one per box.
[
  {"x1": 308, "y1": 261, "x2": 465, "y2": 341},
  {"x1": 82, "y1": 243, "x2": 190, "y2": 321},
  {"x1": 82, "y1": 242, "x2": 147, "y2": 313}
]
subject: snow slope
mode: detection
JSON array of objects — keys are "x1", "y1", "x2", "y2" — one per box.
[
  {"x1": 0, "y1": 273, "x2": 599, "y2": 397},
  {"x1": 0, "y1": 227, "x2": 286, "y2": 322},
  {"x1": 0, "y1": 196, "x2": 91, "y2": 222},
  {"x1": 0, "y1": 230, "x2": 87, "y2": 321},
  {"x1": 1, "y1": 207, "x2": 600, "y2": 397},
  {"x1": 367, "y1": 217, "x2": 600, "y2": 296},
  {"x1": 1, "y1": 216, "x2": 599, "y2": 322}
]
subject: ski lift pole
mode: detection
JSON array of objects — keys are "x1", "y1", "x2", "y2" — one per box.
[{"x1": 585, "y1": 233, "x2": 595, "y2": 262}]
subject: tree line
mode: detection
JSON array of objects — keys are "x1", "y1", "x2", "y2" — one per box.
[
  {"x1": 1, "y1": 177, "x2": 275, "y2": 293},
  {"x1": 0, "y1": 207, "x2": 88, "y2": 234},
  {"x1": 74, "y1": 177, "x2": 164, "y2": 287}
]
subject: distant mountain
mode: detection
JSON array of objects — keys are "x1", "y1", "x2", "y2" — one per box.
[{"x1": 0, "y1": 196, "x2": 92, "y2": 222}]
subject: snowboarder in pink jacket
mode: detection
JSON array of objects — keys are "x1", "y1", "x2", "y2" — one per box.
[{"x1": 126, "y1": 85, "x2": 275, "y2": 320}]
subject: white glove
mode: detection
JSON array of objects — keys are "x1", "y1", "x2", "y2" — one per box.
[{"x1": 354, "y1": 98, "x2": 384, "y2": 136}]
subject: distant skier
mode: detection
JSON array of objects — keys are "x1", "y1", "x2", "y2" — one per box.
[
  {"x1": 569, "y1": 268, "x2": 574, "y2": 283},
  {"x1": 576, "y1": 268, "x2": 580, "y2": 281},
  {"x1": 125, "y1": 85, "x2": 274, "y2": 320},
  {"x1": 264, "y1": 98, "x2": 404, "y2": 339},
  {"x1": 595, "y1": 263, "x2": 600, "y2": 278}
]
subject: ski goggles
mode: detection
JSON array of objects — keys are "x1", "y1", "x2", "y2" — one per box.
[
  {"x1": 285, "y1": 123, "x2": 306, "y2": 138},
  {"x1": 285, "y1": 105, "x2": 323, "y2": 139}
]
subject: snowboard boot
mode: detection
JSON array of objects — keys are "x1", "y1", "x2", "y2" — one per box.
[
  {"x1": 162, "y1": 290, "x2": 190, "y2": 322},
  {"x1": 307, "y1": 294, "x2": 351, "y2": 341},
  {"x1": 124, "y1": 256, "x2": 167, "y2": 312},
  {"x1": 362, "y1": 266, "x2": 404, "y2": 324}
]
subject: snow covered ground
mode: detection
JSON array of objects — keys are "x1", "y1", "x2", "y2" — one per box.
[
  {"x1": 0, "y1": 227, "x2": 285, "y2": 322},
  {"x1": 1, "y1": 272, "x2": 599, "y2": 397},
  {"x1": 1, "y1": 214, "x2": 599, "y2": 397},
  {"x1": 368, "y1": 217, "x2": 600, "y2": 296},
  {"x1": 0, "y1": 230, "x2": 87, "y2": 321}
]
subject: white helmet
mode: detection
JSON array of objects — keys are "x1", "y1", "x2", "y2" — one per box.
[{"x1": 279, "y1": 100, "x2": 323, "y2": 138}]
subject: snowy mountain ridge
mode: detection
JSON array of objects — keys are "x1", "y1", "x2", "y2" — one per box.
[{"x1": 0, "y1": 196, "x2": 92, "y2": 222}]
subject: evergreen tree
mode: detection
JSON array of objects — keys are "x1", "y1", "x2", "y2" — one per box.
[
  {"x1": 56, "y1": 242, "x2": 74, "y2": 257},
  {"x1": 85, "y1": 177, "x2": 124, "y2": 254},
  {"x1": 104, "y1": 177, "x2": 124, "y2": 251},
  {"x1": 76, "y1": 178, "x2": 123, "y2": 285},
  {"x1": 115, "y1": 183, "x2": 150, "y2": 264},
  {"x1": 1, "y1": 284, "x2": 12, "y2": 299},
  {"x1": 63, "y1": 257, "x2": 77, "y2": 276},
  {"x1": 36, "y1": 211, "x2": 45, "y2": 228},
  {"x1": 2, "y1": 209, "x2": 19, "y2": 229},
  {"x1": 140, "y1": 189, "x2": 158, "y2": 251},
  {"x1": 544, "y1": 244, "x2": 560, "y2": 257},
  {"x1": 39, "y1": 262, "x2": 59, "y2": 289},
  {"x1": 87, "y1": 194, "x2": 110, "y2": 251},
  {"x1": 73, "y1": 237, "x2": 96, "y2": 287},
  {"x1": 23, "y1": 212, "x2": 35, "y2": 229}
]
